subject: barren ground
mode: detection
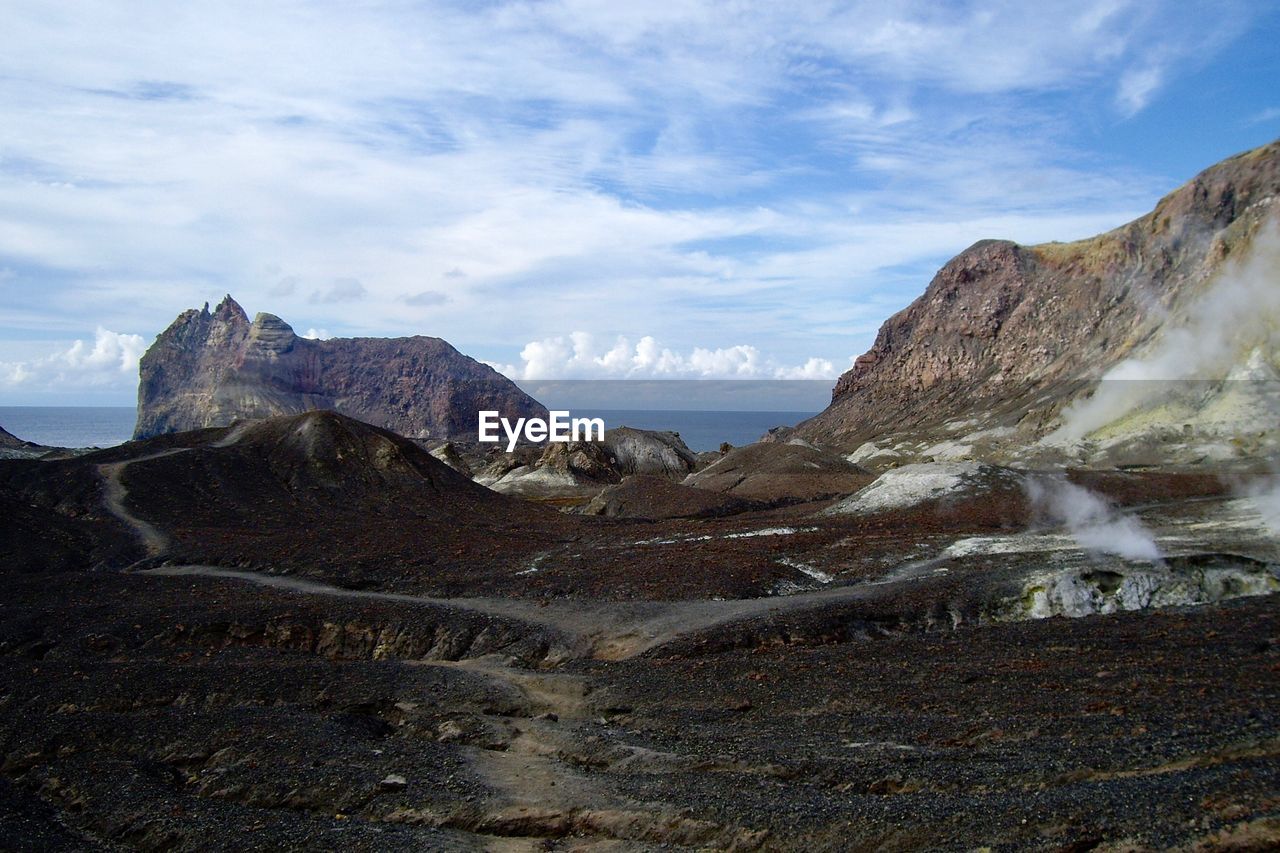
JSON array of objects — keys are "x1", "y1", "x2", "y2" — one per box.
[{"x1": 2, "y1": 419, "x2": 1277, "y2": 850}]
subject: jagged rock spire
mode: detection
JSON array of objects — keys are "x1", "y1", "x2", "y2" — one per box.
[
  {"x1": 213, "y1": 294, "x2": 248, "y2": 323},
  {"x1": 133, "y1": 297, "x2": 546, "y2": 440}
]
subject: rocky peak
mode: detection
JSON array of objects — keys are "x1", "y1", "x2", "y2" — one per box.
[
  {"x1": 212, "y1": 294, "x2": 249, "y2": 324},
  {"x1": 251, "y1": 311, "x2": 292, "y2": 330},
  {"x1": 134, "y1": 297, "x2": 546, "y2": 440},
  {"x1": 245, "y1": 312, "x2": 297, "y2": 356},
  {"x1": 834, "y1": 239, "x2": 1030, "y2": 399},
  {"x1": 800, "y1": 137, "x2": 1280, "y2": 450}
]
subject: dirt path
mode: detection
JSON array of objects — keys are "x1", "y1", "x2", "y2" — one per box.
[
  {"x1": 435, "y1": 658, "x2": 609, "y2": 845},
  {"x1": 98, "y1": 449, "x2": 189, "y2": 557},
  {"x1": 416, "y1": 656, "x2": 766, "y2": 850},
  {"x1": 140, "y1": 563, "x2": 895, "y2": 660}
]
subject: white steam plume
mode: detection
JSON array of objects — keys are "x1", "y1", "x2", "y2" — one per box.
[
  {"x1": 1236, "y1": 460, "x2": 1280, "y2": 538},
  {"x1": 1053, "y1": 219, "x2": 1280, "y2": 441},
  {"x1": 1246, "y1": 479, "x2": 1280, "y2": 537},
  {"x1": 1025, "y1": 476, "x2": 1162, "y2": 561}
]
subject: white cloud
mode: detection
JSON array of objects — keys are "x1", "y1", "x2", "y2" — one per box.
[
  {"x1": 775, "y1": 357, "x2": 839, "y2": 380},
  {"x1": 1, "y1": 328, "x2": 145, "y2": 391},
  {"x1": 497, "y1": 331, "x2": 843, "y2": 380},
  {"x1": 310, "y1": 277, "x2": 366, "y2": 303},
  {"x1": 1116, "y1": 64, "x2": 1163, "y2": 116},
  {"x1": 1245, "y1": 106, "x2": 1280, "y2": 126},
  {"x1": 404, "y1": 290, "x2": 449, "y2": 307},
  {"x1": 271, "y1": 275, "x2": 300, "y2": 296},
  {"x1": 0, "y1": 1, "x2": 1265, "y2": 401}
]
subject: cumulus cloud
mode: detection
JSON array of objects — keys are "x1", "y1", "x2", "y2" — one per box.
[
  {"x1": 301, "y1": 328, "x2": 330, "y2": 340},
  {"x1": 775, "y1": 357, "x2": 839, "y2": 380},
  {"x1": 0, "y1": 0, "x2": 1264, "y2": 398},
  {"x1": 493, "y1": 331, "x2": 843, "y2": 380},
  {"x1": 404, "y1": 290, "x2": 450, "y2": 307},
  {"x1": 310, "y1": 278, "x2": 366, "y2": 303},
  {"x1": 1, "y1": 328, "x2": 145, "y2": 390}
]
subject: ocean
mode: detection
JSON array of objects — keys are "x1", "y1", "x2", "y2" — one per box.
[
  {"x1": 0, "y1": 407, "x2": 137, "y2": 449},
  {"x1": 589, "y1": 409, "x2": 814, "y2": 451},
  {"x1": 0, "y1": 407, "x2": 814, "y2": 452}
]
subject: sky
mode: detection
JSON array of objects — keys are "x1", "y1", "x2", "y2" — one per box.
[{"x1": 2, "y1": 0, "x2": 1279, "y2": 405}]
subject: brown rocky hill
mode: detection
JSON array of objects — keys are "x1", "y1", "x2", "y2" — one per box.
[
  {"x1": 796, "y1": 138, "x2": 1280, "y2": 452},
  {"x1": 134, "y1": 295, "x2": 545, "y2": 440},
  {"x1": 683, "y1": 441, "x2": 872, "y2": 503},
  {"x1": 0, "y1": 425, "x2": 25, "y2": 448},
  {"x1": 474, "y1": 426, "x2": 701, "y2": 501},
  {"x1": 0, "y1": 411, "x2": 569, "y2": 589}
]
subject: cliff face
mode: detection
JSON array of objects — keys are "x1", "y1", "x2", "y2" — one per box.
[
  {"x1": 134, "y1": 298, "x2": 546, "y2": 440},
  {"x1": 798, "y1": 139, "x2": 1280, "y2": 450}
]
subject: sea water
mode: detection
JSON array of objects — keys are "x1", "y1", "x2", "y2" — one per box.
[
  {"x1": 0, "y1": 407, "x2": 815, "y2": 452},
  {"x1": 590, "y1": 409, "x2": 815, "y2": 451},
  {"x1": 0, "y1": 407, "x2": 137, "y2": 449}
]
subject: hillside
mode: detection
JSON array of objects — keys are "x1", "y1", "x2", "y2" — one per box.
[{"x1": 797, "y1": 139, "x2": 1280, "y2": 465}]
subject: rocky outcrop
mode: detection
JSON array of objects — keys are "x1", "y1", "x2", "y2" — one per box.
[
  {"x1": 427, "y1": 441, "x2": 474, "y2": 477},
  {"x1": 603, "y1": 427, "x2": 700, "y2": 479},
  {"x1": 798, "y1": 139, "x2": 1280, "y2": 451},
  {"x1": 134, "y1": 296, "x2": 546, "y2": 440},
  {"x1": 577, "y1": 475, "x2": 761, "y2": 520},
  {"x1": 682, "y1": 441, "x2": 871, "y2": 503},
  {"x1": 475, "y1": 428, "x2": 701, "y2": 502},
  {"x1": 823, "y1": 462, "x2": 1018, "y2": 517}
]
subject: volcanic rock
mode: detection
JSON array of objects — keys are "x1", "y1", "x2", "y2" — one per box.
[
  {"x1": 476, "y1": 428, "x2": 700, "y2": 502},
  {"x1": 379, "y1": 774, "x2": 408, "y2": 792},
  {"x1": 427, "y1": 441, "x2": 473, "y2": 476},
  {"x1": 578, "y1": 475, "x2": 761, "y2": 520},
  {"x1": 134, "y1": 296, "x2": 545, "y2": 440},
  {"x1": 0, "y1": 410, "x2": 566, "y2": 591},
  {"x1": 0, "y1": 425, "x2": 27, "y2": 448},
  {"x1": 603, "y1": 427, "x2": 700, "y2": 478},
  {"x1": 797, "y1": 139, "x2": 1280, "y2": 456},
  {"x1": 682, "y1": 441, "x2": 872, "y2": 504},
  {"x1": 476, "y1": 441, "x2": 618, "y2": 501},
  {"x1": 823, "y1": 461, "x2": 1019, "y2": 517}
]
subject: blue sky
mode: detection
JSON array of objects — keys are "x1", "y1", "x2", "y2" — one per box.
[{"x1": 1, "y1": 0, "x2": 1278, "y2": 404}]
